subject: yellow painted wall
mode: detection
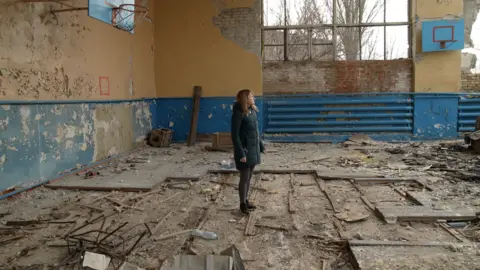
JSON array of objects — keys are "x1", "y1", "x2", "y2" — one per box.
[
  {"x1": 154, "y1": 0, "x2": 262, "y2": 98},
  {"x1": 414, "y1": 0, "x2": 463, "y2": 92},
  {"x1": 0, "y1": 0, "x2": 156, "y2": 100}
]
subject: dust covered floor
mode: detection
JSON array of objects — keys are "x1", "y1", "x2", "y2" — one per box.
[{"x1": 1, "y1": 140, "x2": 480, "y2": 269}]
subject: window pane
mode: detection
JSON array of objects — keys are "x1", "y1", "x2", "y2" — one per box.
[
  {"x1": 386, "y1": 26, "x2": 409, "y2": 59},
  {"x1": 336, "y1": 27, "x2": 361, "y2": 60},
  {"x1": 312, "y1": 44, "x2": 334, "y2": 60},
  {"x1": 263, "y1": 46, "x2": 285, "y2": 61},
  {"x1": 263, "y1": 0, "x2": 285, "y2": 26},
  {"x1": 361, "y1": 26, "x2": 384, "y2": 60},
  {"x1": 264, "y1": 29, "x2": 284, "y2": 45},
  {"x1": 288, "y1": 45, "x2": 309, "y2": 60},
  {"x1": 360, "y1": 0, "x2": 385, "y2": 23},
  {"x1": 288, "y1": 29, "x2": 309, "y2": 45},
  {"x1": 386, "y1": 0, "x2": 409, "y2": 23}
]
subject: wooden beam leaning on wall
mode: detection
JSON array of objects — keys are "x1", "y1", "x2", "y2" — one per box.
[{"x1": 187, "y1": 86, "x2": 202, "y2": 146}]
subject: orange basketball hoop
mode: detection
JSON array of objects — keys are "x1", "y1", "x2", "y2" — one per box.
[{"x1": 111, "y1": 4, "x2": 149, "y2": 33}]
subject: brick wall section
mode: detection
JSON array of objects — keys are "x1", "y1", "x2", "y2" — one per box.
[
  {"x1": 213, "y1": 0, "x2": 262, "y2": 57},
  {"x1": 263, "y1": 59, "x2": 413, "y2": 94},
  {"x1": 461, "y1": 72, "x2": 480, "y2": 92}
]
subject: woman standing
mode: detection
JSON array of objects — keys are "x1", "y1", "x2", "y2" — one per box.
[{"x1": 231, "y1": 89, "x2": 265, "y2": 215}]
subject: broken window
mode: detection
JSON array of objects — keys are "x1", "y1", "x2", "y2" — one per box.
[{"x1": 262, "y1": 0, "x2": 411, "y2": 61}]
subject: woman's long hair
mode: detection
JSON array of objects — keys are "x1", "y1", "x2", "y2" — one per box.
[{"x1": 236, "y1": 89, "x2": 258, "y2": 116}]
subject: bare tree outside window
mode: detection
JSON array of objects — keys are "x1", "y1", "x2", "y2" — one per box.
[{"x1": 262, "y1": 0, "x2": 410, "y2": 61}]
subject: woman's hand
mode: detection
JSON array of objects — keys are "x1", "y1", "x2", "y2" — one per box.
[{"x1": 240, "y1": 157, "x2": 247, "y2": 162}]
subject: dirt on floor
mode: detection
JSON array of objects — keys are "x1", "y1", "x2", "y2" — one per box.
[{"x1": 0, "y1": 139, "x2": 480, "y2": 269}]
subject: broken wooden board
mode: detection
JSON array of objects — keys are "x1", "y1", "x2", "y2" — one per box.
[
  {"x1": 316, "y1": 173, "x2": 383, "y2": 180},
  {"x1": 349, "y1": 239, "x2": 453, "y2": 247},
  {"x1": 360, "y1": 196, "x2": 376, "y2": 211},
  {"x1": 354, "y1": 178, "x2": 418, "y2": 185},
  {"x1": 437, "y1": 222, "x2": 471, "y2": 243},
  {"x1": 207, "y1": 169, "x2": 318, "y2": 175},
  {"x1": 44, "y1": 182, "x2": 152, "y2": 192},
  {"x1": 350, "y1": 244, "x2": 480, "y2": 270},
  {"x1": 376, "y1": 205, "x2": 477, "y2": 224},
  {"x1": 245, "y1": 212, "x2": 258, "y2": 236},
  {"x1": 210, "y1": 132, "x2": 233, "y2": 149},
  {"x1": 405, "y1": 191, "x2": 436, "y2": 206}
]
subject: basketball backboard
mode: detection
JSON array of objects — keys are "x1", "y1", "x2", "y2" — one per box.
[
  {"x1": 88, "y1": 0, "x2": 137, "y2": 33},
  {"x1": 421, "y1": 19, "x2": 464, "y2": 52}
]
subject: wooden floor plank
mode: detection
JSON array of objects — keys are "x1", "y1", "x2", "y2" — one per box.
[{"x1": 376, "y1": 205, "x2": 477, "y2": 223}]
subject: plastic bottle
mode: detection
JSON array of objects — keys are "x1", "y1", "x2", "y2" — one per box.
[
  {"x1": 220, "y1": 160, "x2": 234, "y2": 169},
  {"x1": 191, "y1": 229, "x2": 218, "y2": 240}
]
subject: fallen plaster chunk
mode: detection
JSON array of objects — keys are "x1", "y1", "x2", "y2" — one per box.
[
  {"x1": 160, "y1": 245, "x2": 245, "y2": 270},
  {"x1": 119, "y1": 262, "x2": 145, "y2": 270},
  {"x1": 82, "y1": 252, "x2": 111, "y2": 270}
]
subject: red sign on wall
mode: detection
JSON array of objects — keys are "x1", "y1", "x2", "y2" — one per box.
[{"x1": 99, "y1": 76, "x2": 110, "y2": 96}]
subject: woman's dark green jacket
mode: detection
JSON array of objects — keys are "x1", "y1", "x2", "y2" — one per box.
[{"x1": 231, "y1": 102, "x2": 265, "y2": 170}]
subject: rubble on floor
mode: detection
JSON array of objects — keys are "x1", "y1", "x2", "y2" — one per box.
[{"x1": 0, "y1": 140, "x2": 479, "y2": 269}]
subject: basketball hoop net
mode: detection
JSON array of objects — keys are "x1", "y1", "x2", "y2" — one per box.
[{"x1": 111, "y1": 4, "x2": 148, "y2": 33}]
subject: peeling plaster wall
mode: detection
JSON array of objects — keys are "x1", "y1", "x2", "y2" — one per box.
[
  {"x1": 0, "y1": 101, "x2": 153, "y2": 191},
  {"x1": 154, "y1": 0, "x2": 262, "y2": 97},
  {"x1": 0, "y1": 0, "x2": 156, "y2": 100},
  {"x1": 0, "y1": 0, "x2": 156, "y2": 191},
  {"x1": 414, "y1": 0, "x2": 463, "y2": 92}
]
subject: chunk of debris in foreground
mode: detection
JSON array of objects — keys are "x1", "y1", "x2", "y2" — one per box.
[
  {"x1": 82, "y1": 252, "x2": 111, "y2": 270},
  {"x1": 160, "y1": 245, "x2": 245, "y2": 270}
]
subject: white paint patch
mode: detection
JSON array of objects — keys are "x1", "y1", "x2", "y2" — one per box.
[
  {"x1": 208, "y1": 113, "x2": 213, "y2": 119},
  {"x1": 72, "y1": 111, "x2": 78, "y2": 121},
  {"x1": 64, "y1": 125, "x2": 76, "y2": 138},
  {"x1": 434, "y1": 124, "x2": 443, "y2": 129},
  {"x1": 20, "y1": 106, "x2": 31, "y2": 137},
  {"x1": 7, "y1": 146, "x2": 18, "y2": 151},
  {"x1": 0, "y1": 116, "x2": 9, "y2": 130},
  {"x1": 45, "y1": 121, "x2": 51, "y2": 125},
  {"x1": 108, "y1": 146, "x2": 118, "y2": 156},
  {"x1": 184, "y1": 105, "x2": 188, "y2": 110},
  {"x1": 43, "y1": 131, "x2": 48, "y2": 137},
  {"x1": 34, "y1": 114, "x2": 42, "y2": 120},
  {"x1": 221, "y1": 104, "x2": 227, "y2": 109},
  {"x1": 80, "y1": 111, "x2": 94, "y2": 145},
  {"x1": 65, "y1": 140, "x2": 74, "y2": 149},
  {"x1": 1, "y1": 105, "x2": 10, "y2": 111},
  {"x1": 0, "y1": 140, "x2": 2, "y2": 146},
  {"x1": 40, "y1": 152, "x2": 46, "y2": 162},
  {"x1": 80, "y1": 143, "x2": 88, "y2": 151},
  {"x1": 143, "y1": 103, "x2": 152, "y2": 121},
  {"x1": 169, "y1": 121, "x2": 174, "y2": 127},
  {"x1": 135, "y1": 135, "x2": 145, "y2": 142},
  {"x1": 135, "y1": 106, "x2": 144, "y2": 128},
  {"x1": 0, "y1": 155, "x2": 6, "y2": 165},
  {"x1": 53, "y1": 106, "x2": 62, "y2": 115},
  {"x1": 96, "y1": 120, "x2": 111, "y2": 133}
]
